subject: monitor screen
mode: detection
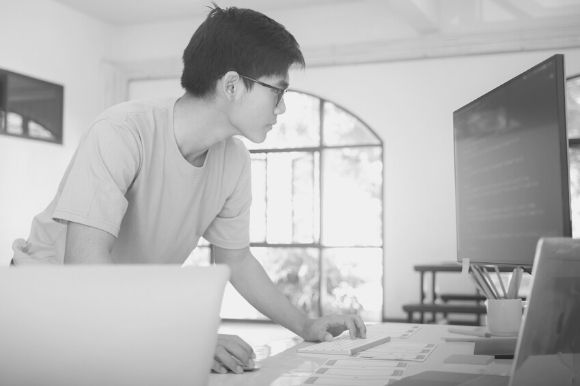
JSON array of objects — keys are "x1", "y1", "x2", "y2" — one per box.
[{"x1": 453, "y1": 55, "x2": 571, "y2": 267}]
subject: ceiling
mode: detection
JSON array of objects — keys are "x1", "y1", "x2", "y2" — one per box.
[
  {"x1": 51, "y1": 0, "x2": 580, "y2": 29},
  {"x1": 52, "y1": 0, "x2": 363, "y2": 25},
  {"x1": 51, "y1": 0, "x2": 580, "y2": 66}
]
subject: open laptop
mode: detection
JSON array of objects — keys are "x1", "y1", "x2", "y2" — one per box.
[
  {"x1": 0, "y1": 265, "x2": 230, "y2": 386},
  {"x1": 392, "y1": 237, "x2": 580, "y2": 386}
]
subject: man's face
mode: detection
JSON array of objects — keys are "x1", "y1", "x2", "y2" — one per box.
[{"x1": 232, "y1": 73, "x2": 289, "y2": 143}]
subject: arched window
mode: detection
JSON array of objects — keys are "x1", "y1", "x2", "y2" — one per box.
[
  {"x1": 567, "y1": 75, "x2": 580, "y2": 236},
  {"x1": 192, "y1": 91, "x2": 385, "y2": 322}
]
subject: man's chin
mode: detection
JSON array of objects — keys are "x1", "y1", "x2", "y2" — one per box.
[{"x1": 247, "y1": 132, "x2": 268, "y2": 144}]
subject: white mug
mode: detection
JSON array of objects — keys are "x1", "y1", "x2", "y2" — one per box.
[{"x1": 486, "y1": 298, "x2": 523, "y2": 336}]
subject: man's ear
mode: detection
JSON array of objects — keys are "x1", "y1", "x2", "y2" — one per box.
[{"x1": 220, "y1": 71, "x2": 242, "y2": 102}]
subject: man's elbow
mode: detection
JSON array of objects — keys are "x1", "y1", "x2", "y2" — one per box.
[{"x1": 64, "y1": 251, "x2": 112, "y2": 264}]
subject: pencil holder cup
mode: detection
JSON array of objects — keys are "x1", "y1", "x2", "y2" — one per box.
[{"x1": 485, "y1": 299, "x2": 523, "y2": 336}]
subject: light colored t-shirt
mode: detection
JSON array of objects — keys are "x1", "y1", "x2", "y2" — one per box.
[{"x1": 18, "y1": 97, "x2": 251, "y2": 264}]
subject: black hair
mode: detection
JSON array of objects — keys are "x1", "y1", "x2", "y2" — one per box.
[{"x1": 181, "y1": 3, "x2": 305, "y2": 97}]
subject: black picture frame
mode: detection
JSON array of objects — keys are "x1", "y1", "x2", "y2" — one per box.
[{"x1": 0, "y1": 68, "x2": 64, "y2": 144}]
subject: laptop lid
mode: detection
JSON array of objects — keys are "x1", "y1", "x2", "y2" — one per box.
[
  {"x1": 510, "y1": 237, "x2": 580, "y2": 386},
  {"x1": 0, "y1": 265, "x2": 230, "y2": 386}
]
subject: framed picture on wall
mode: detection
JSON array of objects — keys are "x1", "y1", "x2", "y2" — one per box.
[{"x1": 0, "y1": 68, "x2": 64, "y2": 144}]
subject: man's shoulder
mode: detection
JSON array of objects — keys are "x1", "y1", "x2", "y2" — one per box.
[
  {"x1": 87, "y1": 98, "x2": 176, "y2": 141},
  {"x1": 95, "y1": 98, "x2": 175, "y2": 124},
  {"x1": 222, "y1": 137, "x2": 250, "y2": 163},
  {"x1": 224, "y1": 137, "x2": 249, "y2": 155}
]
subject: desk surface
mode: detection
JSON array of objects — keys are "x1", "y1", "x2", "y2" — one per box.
[{"x1": 208, "y1": 323, "x2": 513, "y2": 386}]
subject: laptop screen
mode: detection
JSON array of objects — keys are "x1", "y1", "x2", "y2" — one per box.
[{"x1": 510, "y1": 237, "x2": 580, "y2": 385}]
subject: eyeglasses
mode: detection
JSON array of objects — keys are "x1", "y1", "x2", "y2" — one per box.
[{"x1": 239, "y1": 75, "x2": 287, "y2": 107}]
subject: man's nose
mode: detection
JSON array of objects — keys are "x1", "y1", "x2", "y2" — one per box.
[{"x1": 275, "y1": 97, "x2": 286, "y2": 115}]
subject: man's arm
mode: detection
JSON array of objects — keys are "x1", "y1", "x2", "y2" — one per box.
[
  {"x1": 64, "y1": 222, "x2": 115, "y2": 264},
  {"x1": 212, "y1": 245, "x2": 367, "y2": 341}
]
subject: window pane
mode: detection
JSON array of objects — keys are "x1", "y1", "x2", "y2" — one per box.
[
  {"x1": 322, "y1": 248, "x2": 382, "y2": 322},
  {"x1": 323, "y1": 102, "x2": 380, "y2": 146},
  {"x1": 28, "y1": 120, "x2": 55, "y2": 140},
  {"x1": 322, "y1": 147, "x2": 383, "y2": 246},
  {"x1": 0, "y1": 110, "x2": 5, "y2": 132},
  {"x1": 183, "y1": 245, "x2": 210, "y2": 266},
  {"x1": 569, "y1": 148, "x2": 580, "y2": 237},
  {"x1": 265, "y1": 152, "x2": 319, "y2": 244},
  {"x1": 7, "y1": 112, "x2": 23, "y2": 135},
  {"x1": 241, "y1": 91, "x2": 320, "y2": 150},
  {"x1": 292, "y1": 152, "x2": 320, "y2": 243},
  {"x1": 250, "y1": 154, "x2": 267, "y2": 243},
  {"x1": 256, "y1": 248, "x2": 320, "y2": 317},
  {"x1": 221, "y1": 281, "x2": 267, "y2": 320},
  {"x1": 567, "y1": 76, "x2": 580, "y2": 138},
  {"x1": 220, "y1": 247, "x2": 320, "y2": 319}
]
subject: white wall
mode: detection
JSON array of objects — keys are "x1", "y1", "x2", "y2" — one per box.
[{"x1": 0, "y1": 0, "x2": 111, "y2": 262}]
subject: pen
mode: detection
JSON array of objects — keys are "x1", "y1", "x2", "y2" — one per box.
[
  {"x1": 478, "y1": 265, "x2": 500, "y2": 299},
  {"x1": 470, "y1": 269, "x2": 492, "y2": 299},
  {"x1": 494, "y1": 266, "x2": 507, "y2": 298},
  {"x1": 506, "y1": 267, "x2": 522, "y2": 299},
  {"x1": 472, "y1": 265, "x2": 496, "y2": 299},
  {"x1": 513, "y1": 267, "x2": 523, "y2": 298}
]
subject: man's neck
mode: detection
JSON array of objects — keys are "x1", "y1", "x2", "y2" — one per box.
[{"x1": 173, "y1": 92, "x2": 235, "y2": 166}]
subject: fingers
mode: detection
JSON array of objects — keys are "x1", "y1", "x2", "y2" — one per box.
[
  {"x1": 224, "y1": 335, "x2": 255, "y2": 363},
  {"x1": 326, "y1": 316, "x2": 358, "y2": 339},
  {"x1": 214, "y1": 345, "x2": 245, "y2": 374},
  {"x1": 235, "y1": 335, "x2": 256, "y2": 359},
  {"x1": 345, "y1": 318, "x2": 357, "y2": 339},
  {"x1": 12, "y1": 238, "x2": 29, "y2": 252},
  {"x1": 213, "y1": 334, "x2": 256, "y2": 374},
  {"x1": 211, "y1": 360, "x2": 227, "y2": 374},
  {"x1": 353, "y1": 315, "x2": 367, "y2": 338},
  {"x1": 324, "y1": 315, "x2": 367, "y2": 339},
  {"x1": 340, "y1": 315, "x2": 366, "y2": 339},
  {"x1": 303, "y1": 315, "x2": 367, "y2": 342}
]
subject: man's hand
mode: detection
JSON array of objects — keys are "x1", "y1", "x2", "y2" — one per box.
[
  {"x1": 302, "y1": 315, "x2": 367, "y2": 342},
  {"x1": 212, "y1": 334, "x2": 255, "y2": 374}
]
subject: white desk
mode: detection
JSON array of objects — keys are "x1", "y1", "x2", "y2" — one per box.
[{"x1": 208, "y1": 323, "x2": 513, "y2": 386}]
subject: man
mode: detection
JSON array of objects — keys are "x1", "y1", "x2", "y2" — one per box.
[{"x1": 12, "y1": 4, "x2": 366, "y2": 374}]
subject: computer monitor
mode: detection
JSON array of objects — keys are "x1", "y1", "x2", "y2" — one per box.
[{"x1": 454, "y1": 54, "x2": 571, "y2": 267}]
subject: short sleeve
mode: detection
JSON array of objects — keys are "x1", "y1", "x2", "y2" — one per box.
[
  {"x1": 52, "y1": 118, "x2": 141, "y2": 237},
  {"x1": 203, "y1": 144, "x2": 252, "y2": 249}
]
